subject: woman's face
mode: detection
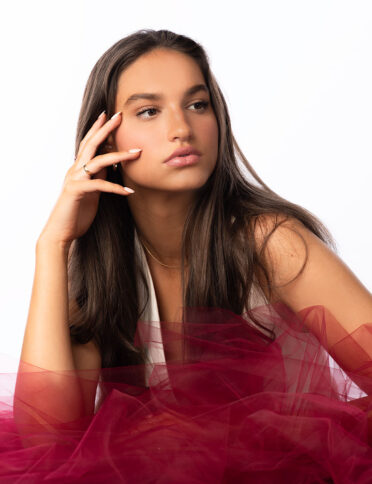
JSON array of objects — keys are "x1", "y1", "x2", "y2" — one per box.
[{"x1": 111, "y1": 48, "x2": 219, "y2": 193}]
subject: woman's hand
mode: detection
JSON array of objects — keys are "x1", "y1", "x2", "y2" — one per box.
[{"x1": 37, "y1": 111, "x2": 141, "y2": 250}]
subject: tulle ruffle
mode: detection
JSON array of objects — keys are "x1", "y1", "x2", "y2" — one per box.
[{"x1": 0, "y1": 302, "x2": 371, "y2": 483}]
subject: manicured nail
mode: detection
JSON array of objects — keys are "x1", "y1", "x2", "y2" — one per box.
[
  {"x1": 111, "y1": 111, "x2": 122, "y2": 120},
  {"x1": 123, "y1": 186, "x2": 135, "y2": 193},
  {"x1": 128, "y1": 148, "x2": 142, "y2": 153},
  {"x1": 98, "y1": 110, "x2": 106, "y2": 119}
]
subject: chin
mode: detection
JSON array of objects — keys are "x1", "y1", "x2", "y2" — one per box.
[
  {"x1": 166, "y1": 172, "x2": 213, "y2": 190},
  {"x1": 123, "y1": 164, "x2": 215, "y2": 191}
]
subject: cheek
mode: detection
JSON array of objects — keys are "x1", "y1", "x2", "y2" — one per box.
[
  {"x1": 114, "y1": 120, "x2": 157, "y2": 151},
  {"x1": 203, "y1": 119, "x2": 219, "y2": 162},
  {"x1": 202, "y1": 116, "x2": 219, "y2": 144}
]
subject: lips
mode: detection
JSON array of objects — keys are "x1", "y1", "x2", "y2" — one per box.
[
  {"x1": 164, "y1": 146, "x2": 201, "y2": 163},
  {"x1": 164, "y1": 154, "x2": 200, "y2": 167}
]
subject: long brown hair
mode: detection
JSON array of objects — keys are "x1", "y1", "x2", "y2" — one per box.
[{"x1": 68, "y1": 29, "x2": 337, "y2": 369}]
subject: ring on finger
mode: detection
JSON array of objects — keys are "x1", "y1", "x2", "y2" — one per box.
[{"x1": 83, "y1": 163, "x2": 91, "y2": 174}]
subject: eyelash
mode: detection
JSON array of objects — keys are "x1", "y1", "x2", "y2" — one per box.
[{"x1": 136, "y1": 100, "x2": 209, "y2": 119}]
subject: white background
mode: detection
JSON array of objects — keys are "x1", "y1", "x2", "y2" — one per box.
[{"x1": 0, "y1": 0, "x2": 371, "y2": 363}]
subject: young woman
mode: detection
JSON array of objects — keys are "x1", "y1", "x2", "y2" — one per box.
[{"x1": 0, "y1": 29, "x2": 371, "y2": 482}]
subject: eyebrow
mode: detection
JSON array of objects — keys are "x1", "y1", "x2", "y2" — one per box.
[{"x1": 123, "y1": 83, "x2": 209, "y2": 107}]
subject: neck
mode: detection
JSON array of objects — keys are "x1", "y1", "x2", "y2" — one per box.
[{"x1": 128, "y1": 188, "x2": 196, "y2": 268}]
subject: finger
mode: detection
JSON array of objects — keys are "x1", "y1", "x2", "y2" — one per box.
[
  {"x1": 75, "y1": 111, "x2": 107, "y2": 160},
  {"x1": 75, "y1": 149, "x2": 142, "y2": 177},
  {"x1": 79, "y1": 111, "x2": 123, "y2": 163},
  {"x1": 70, "y1": 178, "x2": 135, "y2": 196}
]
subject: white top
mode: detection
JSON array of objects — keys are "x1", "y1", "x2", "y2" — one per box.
[{"x1": 134, "y1": 229, "x2": 172, "y2": 387}]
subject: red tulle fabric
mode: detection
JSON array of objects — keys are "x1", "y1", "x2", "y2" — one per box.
[{"x1": 0, "y1": 303, "x2": 372, "y2": 483}]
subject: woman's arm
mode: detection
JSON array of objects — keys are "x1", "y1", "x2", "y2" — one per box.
[
  {"x1": 14, "y1": 236, "x2": 99, "y2": 446},
  {"x1": 20, "y1": 236, "x2": 75, "y2": 371},
  {"x1": 253, "y1": 214, "x2": 372, "y2": 388}
]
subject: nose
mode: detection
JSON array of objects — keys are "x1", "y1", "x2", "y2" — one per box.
[{"x1": 167, "y1": 108, "x2": 193, "y2": 142}]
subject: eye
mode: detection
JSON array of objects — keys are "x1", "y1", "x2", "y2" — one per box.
[
  {"x1": 136, "y1": 100, "x2": 210, "y2": 119},
  {"x1": 190, "y1": 101, "x2": 209, "y2": 112}
]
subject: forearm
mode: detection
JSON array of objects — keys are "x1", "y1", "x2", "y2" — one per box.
[
  {"x1": 297, "y1": 305, "x2": 372, "y2": 396},
  {"x1": 20, "y1": 236, "x2": 75, "y2": 371},
  {"x1": 14, "y1": 237, "x2": 87, "y2": 444}
]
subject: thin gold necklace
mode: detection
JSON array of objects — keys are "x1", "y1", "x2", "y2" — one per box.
[{"x1": 139, "y1": 236, "x2": 185, "y2": 269}]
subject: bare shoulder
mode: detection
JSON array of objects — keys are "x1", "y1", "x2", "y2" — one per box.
[
  {"x1": 250, "y1": 212, "x2": 372, "y2": 336},
  {"x1": 251, "y1": 212, "x2": 310, "y2": 288},
  {"x1": 249, "y1": 212, "x2": 306, "y2": 302}
]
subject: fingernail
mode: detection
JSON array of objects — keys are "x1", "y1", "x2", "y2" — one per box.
[
  {"x1": 128, "y1": 148, "x2": 142, "y2": 153},
  {"x1": 98, "y1": 110, "x2": 106, "y2": 119},
  {"x1": 111, "y1": 111, "x2": 122, "y2": 120},
  {"x1": 123, "y1": 187, "x2": 135, "y2": 193}
]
